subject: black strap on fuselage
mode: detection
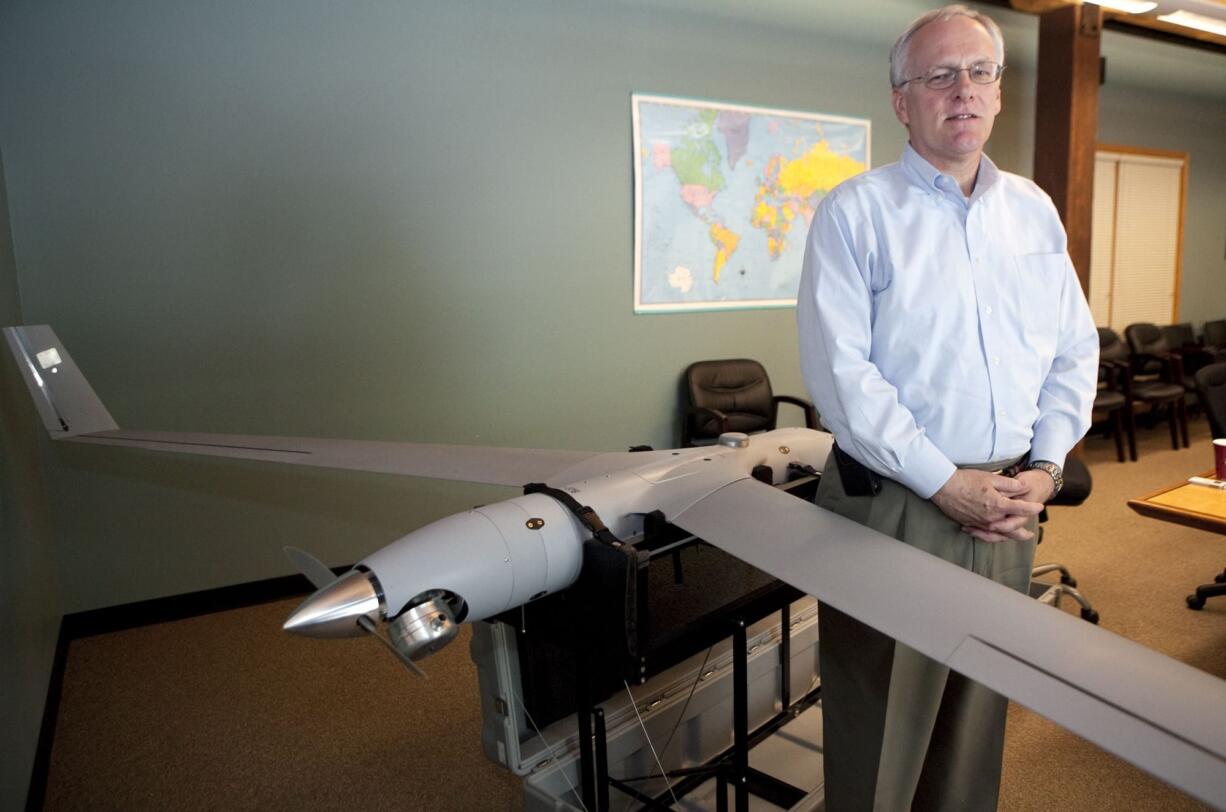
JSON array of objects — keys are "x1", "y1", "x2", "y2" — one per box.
[{"x1": 523, "y1": 482, "x2": 623, "y2": 547}]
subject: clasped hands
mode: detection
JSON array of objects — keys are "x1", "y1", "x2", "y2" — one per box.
[{"x1": 931, "y1": 468, "x2": 1055, "y2": 542}]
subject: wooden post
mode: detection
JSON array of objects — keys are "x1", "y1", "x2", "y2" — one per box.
[{"x1": 1032, "y1": 2, "x2": 1101, "y2": 294}]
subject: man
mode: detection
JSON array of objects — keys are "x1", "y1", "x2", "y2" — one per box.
[{"x1": 795, "y1": 5, "x2": 1098, "y2": 810}]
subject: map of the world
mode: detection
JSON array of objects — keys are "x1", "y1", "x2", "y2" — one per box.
[{"x1": 633, "y1": 94, "x2": 870, "y2": 313}]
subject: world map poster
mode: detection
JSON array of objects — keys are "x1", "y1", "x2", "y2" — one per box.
[{"x1": 632, "y1": 93, "x2": 870, "y2": 313}]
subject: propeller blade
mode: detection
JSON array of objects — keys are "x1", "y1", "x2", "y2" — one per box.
[
  {"x1": 283, "y1": 545, "x2": 338, "y2": 590},
  {"x1": 357, "y1": 615, "x2": 428, "y2": 679}
]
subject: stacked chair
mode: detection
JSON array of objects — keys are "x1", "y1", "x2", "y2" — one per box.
[
  {"x1": 1148, "y1": 322, "x2": 1217, "y2": 389},
  {"x1": 1125, "y1": 323, "x2": 1199, "y2": 399},
  {"x1": 1094, "y1": 331, "x2": 1137, "y2": 462},
  {"x1": 1109, "y1": 325, "x2": 1189, "y2": 449},
  {"x1": 1161, "y1": 322, "x2": 1198, "y2": 350},
  {"x1": 1203, "y1": 320, "x2": 1226, "y2": 360}
]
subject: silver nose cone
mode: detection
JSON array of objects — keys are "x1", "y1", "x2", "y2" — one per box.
[{"x1": 283, "y1": 570, "x2": 381, "y2": 638}]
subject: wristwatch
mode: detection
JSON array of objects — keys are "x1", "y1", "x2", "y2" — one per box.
[{"x1": 1027, "y1": 460, "x2": 1063, "y2": 500}]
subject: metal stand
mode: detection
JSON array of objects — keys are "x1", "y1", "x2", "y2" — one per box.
[
  {"x1": 506, "y1": 472, "x2": 823, "y2": 811},
  {"x1": 594, "y1": 708, "x2": 610, "y2": 812},
  {"x1": 578, "y1": 605, "x2": 818, "y2": 811},
  {"x1": 577, "y1": 647, "x2": 597, "y2": 812}
]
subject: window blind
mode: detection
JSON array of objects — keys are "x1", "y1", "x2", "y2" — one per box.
[{"x1": 1090, "y1": 149, "x2": 1185, "y2": 330}]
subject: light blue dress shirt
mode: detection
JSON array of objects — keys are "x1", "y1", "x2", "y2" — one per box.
[{"x1": 796, "y1": 144, "x2": 1099, "y2": 499}]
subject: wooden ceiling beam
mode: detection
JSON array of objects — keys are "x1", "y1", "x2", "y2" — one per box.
[{"x1": 999, "y1": 0, "x2": 1226, "y2": 54}]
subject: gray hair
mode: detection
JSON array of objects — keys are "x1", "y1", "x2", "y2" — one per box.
[{"x1": 889, "y1": 4, "x2": 1006, "y2": 88}]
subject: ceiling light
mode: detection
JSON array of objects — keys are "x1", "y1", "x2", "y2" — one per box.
[
  {"x1": 1157, "y1": 10, "x2": 1226, "y2": 37},
  {"x1": 1086, "y1": 0, "x2": 1158, "y2": 13}
]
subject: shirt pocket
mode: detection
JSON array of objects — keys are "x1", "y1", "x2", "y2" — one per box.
[{"x1": 1011, "y1": 253, "x2": 1067, "y2": 358}]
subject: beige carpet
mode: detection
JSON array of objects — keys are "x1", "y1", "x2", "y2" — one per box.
[
  {"x1": 44, "y1": 604, "x2": 519, "y2": 811},
  {"x1": 42, "y1": 421, "x2": 1226, "y2": 811}
]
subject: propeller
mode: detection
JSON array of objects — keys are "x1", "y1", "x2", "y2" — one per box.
[
  {"x1": 283, "y1": 546, "x2": 427, "y2": 679},
  {"x1": 284, "y1": 545, "x2": 338, "y2": 590},
  {"x1": 356, "y1": 615, "x2": 427, "y2": 678}
]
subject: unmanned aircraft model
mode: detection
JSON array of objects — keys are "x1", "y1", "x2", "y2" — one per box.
[{"x1": 6, "y1": 324, "x2": 1226, "y2": 807}]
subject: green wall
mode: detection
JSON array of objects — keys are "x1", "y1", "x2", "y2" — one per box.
[
  {"x1": 0, "y1": 2, "x2": 1222, "y2": 806},
  {"x1": 2, "y1": 0, "x2": 1020, "y2": 615},
  {"x1": 0, "y1": 149, "x2": 62, "y2": 807}
]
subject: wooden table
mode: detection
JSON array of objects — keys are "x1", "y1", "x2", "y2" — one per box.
[
  {"x1": 1130, "y1": 472, "x2": 1226, "y2": 609},
  {"x1": 1127, "y1": 472, "x2": 1226, "y2": 536}
]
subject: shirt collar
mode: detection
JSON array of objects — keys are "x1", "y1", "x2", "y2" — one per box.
[{"x1": 901, "y1": 142, "x2": 1000, "y2": 200}]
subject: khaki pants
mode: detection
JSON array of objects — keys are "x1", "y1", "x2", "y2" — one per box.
[{"x1": 816, "y1": 453, "x2": 1037, "y2": 812}]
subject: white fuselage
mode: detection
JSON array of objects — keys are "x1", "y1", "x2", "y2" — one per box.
[{"x1": 360, "y1": 428, "x2": 833, "y2": 623}]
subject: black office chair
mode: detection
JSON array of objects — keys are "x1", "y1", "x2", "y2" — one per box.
[
  {"x1": 1128, "y1": 321, "x2": 1202, "y2": 431},
  {"x1": 1030, "y1": 455, "x2": 1099, "y2": 623},
  {"x1": 1187, "y1": 363, "x2": 1226, "y2": 610},
  {"x1": 1104, "y1": 326, "x2": 1188, "y2": 450},
  {"x1": 681, "y1": 359, "x2": 817, "y2": 447},
  {"x1": 1160, "y1": 322, "x2": 1216, "y2": 382},
  {"x1": 1162, "y1": 322, "x2": 1196, "y2": 349},
  {"x1": 1126, "y1": 322, "x2": 1197, "y2": 394},
  {"x1": 1203, "y1": 320, "x2": 1226, "y2": 361},
  {"x1": 1094, "y1": 346, "x2": 1136, "y2": 463}
]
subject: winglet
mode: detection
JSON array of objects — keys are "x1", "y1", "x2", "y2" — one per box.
[{"x1": 3, "y1": 325, "x2": 118, "y2": 438}]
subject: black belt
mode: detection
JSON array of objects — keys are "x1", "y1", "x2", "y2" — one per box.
[
  {"x1": 976, "y1": 455, "x2": 1029, "y2": 478},
  {"x1": 834, "y1": 444, "x2": 1029, "y2": 498}
]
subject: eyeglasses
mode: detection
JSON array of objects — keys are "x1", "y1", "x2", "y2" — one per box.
[{"x1": 897, "y1": 61, "x2": 1005, "y2": 90}]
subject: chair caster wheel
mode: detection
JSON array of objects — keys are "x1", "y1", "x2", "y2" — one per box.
[
  {"x1": 1187, "y1": 595, "x2": 1206, "y2": 610},
  {"x1": 1080, "y1": 608, "x2": 1099, "y2": 624},
  {"x1": 1061, "y1": 575, "x2": 1078, "y2": 588}
]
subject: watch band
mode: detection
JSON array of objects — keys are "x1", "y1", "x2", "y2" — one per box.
[{"x1": 1027, "y1": 460, "x2": 1063, "y2": 499}]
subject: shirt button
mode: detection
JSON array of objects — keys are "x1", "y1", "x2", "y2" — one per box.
[
  {"x1": 997, "y1": 408, "x2": 1005, "y2": 416},
  {"x1": 992, "y1": 356, "x2": 1000, "y2": 365},
  {"x1": 985, "y1": 306, "x2": 993, "y2": 315}
]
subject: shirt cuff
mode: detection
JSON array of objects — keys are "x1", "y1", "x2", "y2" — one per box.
[
  {"x1": 895, "y1": 442, "x2": 958, "y2": 500},
  {"x1": 1029, "y1": 430, "x2": 1070, "y2": 470}
]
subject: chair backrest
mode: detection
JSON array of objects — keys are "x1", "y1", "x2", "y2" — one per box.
[
  {"x1": 1162, "y1": 322, "x2": 1196, "y2": 349},
  {"x1": 685, "y1": 359, "x2": 775, "y2": 437},
  {"x1": 1124, "y1": 322, "x2": 1167, "y2": 356},
  {"x1": 1050, "y1": 455, "x2": 1092, "y2": 507},
  {"x1": 1098, "y1": 327, "x2": 1130, "y2": 365},
  {"x1": 1204, "y1": 320, "x2": 1226, "y2": 349},
  {"x1": 1195, "y1": 363, "x2": 1226, "y2": 439}
]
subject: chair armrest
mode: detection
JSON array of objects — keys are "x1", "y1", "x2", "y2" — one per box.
[
  {"x1": 1108, "y1": 361, "x2": 1135, "y2": 397},
  {"x1": 1174, "y1": 346, "x2": 1214, "y2": 374},
  {"x1": 1132, "y1": 351, "x2": 1182, "y2": 383},
  {"x1": 772, "y1": 395, "x2": 819, "y2": 430},
  {"x1": 1100, "y1": 361, "x2": 1119, "y2": 390},
  {"x1": 1167, "y1": 351, "x2": 1185, "y2": 384},
  {"x1": 687, "y1": 405, "x2": 730, "y2": 432}
]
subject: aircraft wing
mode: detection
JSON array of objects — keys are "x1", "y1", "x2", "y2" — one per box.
[
  {"x1": 672, "y1": 477, "x2": 1226, "y2": 808},
  {"x1": 4, "y1": 325, "x2": 600, "y2": 487},
  {"x1": 70, "y1": 430, "x2": 605, "y2": 487}
]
